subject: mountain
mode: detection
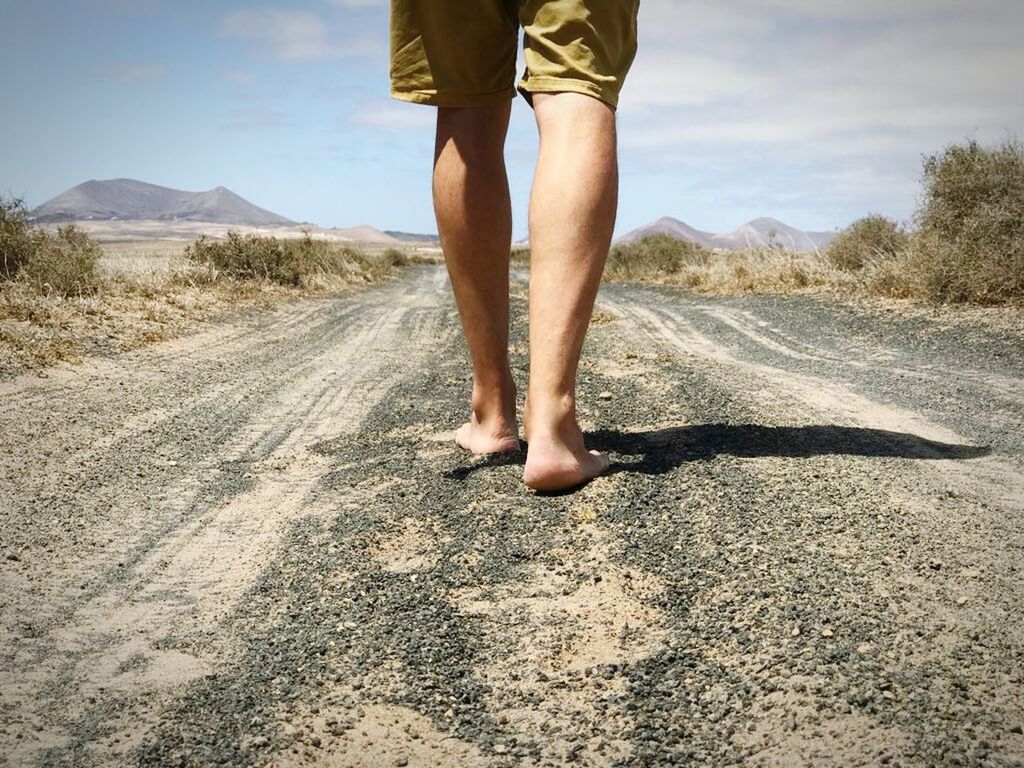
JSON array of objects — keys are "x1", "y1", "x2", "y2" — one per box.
[
  {"x1": 31, "y1": 179, "x2": 296, "y2": 227},
  {"x1": 384, "y1": 230, "x2": 440, "y2": 245},
  {"x1": 617, "y1": 216, "x2": 836, "y2": 251},
  {"x1": 616, "y1": 217, "x2": 716, "y2": 248}
]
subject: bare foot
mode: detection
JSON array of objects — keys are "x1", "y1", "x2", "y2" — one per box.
[
  {"x1": 455, "y1": 417, "x2": 520, "y2": 455},
  {"x1": 455, "y1": 374, "x2": 520, "y2": 455},
  {"x1": 523, "y1": 397, "x2": 609, "y2": 491}
]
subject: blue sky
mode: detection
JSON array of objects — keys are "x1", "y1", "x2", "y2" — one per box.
[{"x1": 2, "y1": 0, "x2": 1022, "y2": 237}]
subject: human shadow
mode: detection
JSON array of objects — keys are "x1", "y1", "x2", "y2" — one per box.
[
  {"x1": 446, "y1": 449, "x2": 524, "y2": 482},
  {"x1": 588, "y1": 424, "x2": 990, "y2": 476}
]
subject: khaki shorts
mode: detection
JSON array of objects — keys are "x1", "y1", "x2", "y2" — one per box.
[{"x1": 390, "y1": 0, "x2": 640, "y2": 110}]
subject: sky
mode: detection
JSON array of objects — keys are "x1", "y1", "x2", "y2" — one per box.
[{"x1": 1, "y1": 0, "x2": 1023, "y2": 237}]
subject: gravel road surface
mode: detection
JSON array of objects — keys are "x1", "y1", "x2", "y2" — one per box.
[{"x1": 2, "y1": 266, "x2": 1022, "y2": 767}]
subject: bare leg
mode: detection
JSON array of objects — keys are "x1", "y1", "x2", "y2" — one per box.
[
  {"x1": 433, "y1": 103, "x2": 520, "y2": 455},
  {"x1": 523, "y1": 92, "x2": 618, "y2": 491}
]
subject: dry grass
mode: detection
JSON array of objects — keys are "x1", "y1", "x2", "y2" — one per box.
[
  {"x1": 0, "y1": 273, "x2": 284, "y2": 376},
  {"x1": 184, "y1": 232, "x2": 396, "y2": 288},
  {"x1": 605, "y1": 237, "x2": 850, "y2": 295},
  {"x1": 0, "y1": 229, "x2": 405, "y2": 377},
  {"x1": 605, "y1": 138, "x2": 1024, "y2": 309}
]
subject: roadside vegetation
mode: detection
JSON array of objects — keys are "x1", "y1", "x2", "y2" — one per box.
[
  {"x1": 184, "y1": 232, "x2": 399, "y2": 288},
  {"x1": 0, "y1": 200, "x2": 405, "y2": 375},
  {"x1": 604, "y1": 137, "x2": 1024, "y2": 307}
]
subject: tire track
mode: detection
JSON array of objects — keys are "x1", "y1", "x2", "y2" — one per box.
[{"x1": 0, "y1": 269, "x2": 455, "y2": 767}]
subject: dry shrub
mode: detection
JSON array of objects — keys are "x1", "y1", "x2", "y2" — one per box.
[
  {"x1": 20, "y1": 225, "x2": 103, "y2": 296},
  {"x1": 909, "y1": 138, "x2": 1024, "y2": 304},
  {"x1": 604, "y1": 236, "x2": 842, "y2": 295},
  {"x1": 184, "y1": 232, "x2": 391, "y2": 288},
  {"x1": 605, "y1": 235, "x2": 711, "y2": 281},
  {"x1": 1, "y1": 196, "x2": 103, "y2": 296},
  {"x1": 603, "y1": 138, "x2": 1023, "y2": 306},
  {"x1": 1, "y1": 197, "x2": 34, "y2": 280},
  {"x1": 826, "y1": 214, "x2": 909, "y2": 271},
  {"x1": 381, "y1": 248, "x2": 410, "y2": 268}
]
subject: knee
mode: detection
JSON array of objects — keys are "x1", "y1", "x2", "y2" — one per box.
[
  {"x1": 534, "y1": 93, "x2": 616, "y2": 144},
  {"x1": 435, "y1": 104, "x2": 510, "y2": 164}
]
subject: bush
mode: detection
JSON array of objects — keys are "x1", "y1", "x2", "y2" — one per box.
[
  {"x1": 911, "y1": 138, "x2": 1024, "y2": 303},
  {"x1": 184, "y1": 231, "x2": 389, "y2": 287},
  {"x1": 381, "y1": 248, "x2": 410, "y2": 268},
  {"x1": 606, "y1": 235, "x2": 711, "y2": 281},
  {"x1": 19, "y1": 225, "x2": 103, "y2": 296},
  {"x1": 1, "y1": 195, "x2": 101, "y2": 296},
  {"x1": 826, "y1": 214, "x2": 909, "y2": 271},
  {"x1": 1, "y1": 196, "x2": 34, "y2": 280}
]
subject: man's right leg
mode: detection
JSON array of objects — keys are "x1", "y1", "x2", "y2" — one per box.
[{"x1": 433, "y1": 102, "x2": 520, "y2": 455}]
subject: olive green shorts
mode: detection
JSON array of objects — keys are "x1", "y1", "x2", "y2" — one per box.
[{"x1": 390, "y1": 0, "x2": 640, "y2": 110}]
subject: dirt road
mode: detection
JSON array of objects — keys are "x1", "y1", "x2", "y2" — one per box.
[{"x1": 2, "y1": 266, "x2": 1022, "y2": 767}]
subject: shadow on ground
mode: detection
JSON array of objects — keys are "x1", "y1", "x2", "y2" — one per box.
[
  {"x1": 590, "y1": 424, "x2": 990, "y2": 476},
  {"x1": 445, "y1": 424, "x2": 989, "y2": 483}
]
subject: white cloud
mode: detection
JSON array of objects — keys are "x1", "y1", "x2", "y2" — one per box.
[
  {"x1": 601, "y1": 0, "x2": 1024, "y2": 227},
  {"x1": 348, "y1": 101, "x2": 434, "y2": 130},
  {"x1": 220, "y1": 9, "x2": 380, "y2": 61},
  {"x1": 619, "y1": 1, "x2": 1024, "y2": 206}
]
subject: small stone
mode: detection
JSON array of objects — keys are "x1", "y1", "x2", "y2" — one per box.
[
  {"x1": 791, "y1": 626, "x2": 801, "y2": 637},
  {"x1": 821, "y1": 628, "x2": 834, "y2": 638},
  {"x1": 310, "y1": 736, "x2": 321, "y2": 748},
  {"x1": 1010, "y1": 724, "x2": 1023, "y2": 735},
  {"x1": 955, "y1": 596, "x2": 969, "y2": 607},
  {"x1": 494, "y1": 744, "x2": 508, "y2": 754},
  {"x1": 929, "y1": 559, "x2": 943, "y2": 571},
  {"x1": 598, "y1": 391, "x2": 613, "y2": 401},
  {"x1": 395, "y1": 757, "x2": 409, "y2": 767}
]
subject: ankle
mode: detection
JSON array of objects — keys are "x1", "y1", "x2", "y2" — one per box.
[
  {"x1": 471, "y1": 371, "x2": 517, "y2": 425},
  {"x1": 523, "y1": 391, "x2": 577, "y2": 438}
]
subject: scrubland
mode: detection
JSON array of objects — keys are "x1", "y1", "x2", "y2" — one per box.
[
  {"x1": 603, "y1": 138, "x2": 1024, "y2": 309},
  {"x1": 0, "y1": 201, "x2": 408, "y2": 375}
]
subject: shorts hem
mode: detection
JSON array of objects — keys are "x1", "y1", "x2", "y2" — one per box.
[
  {"x1": 517, "y1": 76, "x2": 620, "y2": 109},
  {"x1": 390, "y1": 87, "x2": 517, "y2": 108}
]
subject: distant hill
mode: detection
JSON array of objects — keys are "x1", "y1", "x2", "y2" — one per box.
[
  {"x1": 384, "y1": 230, "x2": 440, "y2": 245},
  {"x1": 31, "y1": 179, "x2": 297, "y2": 227},
  {"x1": 617, "y1": 216, "x2": 836, "y2": 251},
  {"x1": 327, "y1": 225, "x2": 399, "y2": 244}
]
